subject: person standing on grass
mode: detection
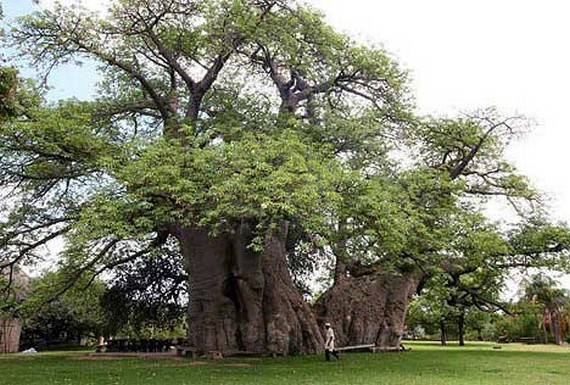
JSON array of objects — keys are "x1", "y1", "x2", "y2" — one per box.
[{"x1": 324, "y1": 322, "x2": 340, "y2": 361}]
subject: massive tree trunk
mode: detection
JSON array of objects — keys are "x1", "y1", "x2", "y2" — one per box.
[
  {"x1": 175, "y1": 220, "x2": 323, "y2": 355},
  {"x1": 313, "y1": 270, "x2": 420, "y2": 348}
]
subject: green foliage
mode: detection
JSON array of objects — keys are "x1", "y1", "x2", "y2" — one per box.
[
  {"x1": 1, "y1": 100, "x2": 115, "y2": 192},
  {"x1": 0, "y1": 67, "x2": 19, "y2": 118},
  {"x1": 100, "y1": 245, "x2": 187, "y2": 338},
  {"x1": 0, "y1": 67, "x2": 41, "y2": 119},
  {"x1": 406, "y1": 295, "x2": 444, "y2": 336},
  {"x1": 0, "y1": 279, "x2": 20, "y2": 319},
  {"x1": 464, "y1": 310, "x2": 500, "y2": 341},
  {"x1": 494, "y1": 300, "x2": 544, "y2": 342},
  {"x1": 508, "y1": 220, "x2": 570, "y2": 270},
  {"x1": 20, "y1": 272, "x2": 107, "y2": 347}
]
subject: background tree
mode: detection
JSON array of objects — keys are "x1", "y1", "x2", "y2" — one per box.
[
  {"x1": 20, "y1": 272, "x2": 106, "y2": 349},
  {"x1": 403, "y1": 214, "x2": 570, "y2": 346},
  {"x1": 521, "y1": 274, "x2": 570, "y2": 345},
  {"x1": 100, "y1": 242, "x2": 188, "y2": 338},
  {"x1": 314, "y1": 109, "x2": 570, "y2": 348},
  {"x1": 494, "y1": 300, "x2": 542, "y2": 342}
]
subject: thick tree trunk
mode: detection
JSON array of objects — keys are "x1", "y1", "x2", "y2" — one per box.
[
  {"x1": 175, "y1": 221, "x2": 322, "y2": 355},
  {"x1": 176, "y1": 226, "x2": 238, "y2": 352},
  {"x1": 313, "y1": 271, "x2": 420, "y2": 348},
  {"x1": 261, "y1": 221, "x2": 323, "y2": 354}
]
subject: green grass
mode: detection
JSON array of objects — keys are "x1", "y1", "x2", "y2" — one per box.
[{"x1": 2, "y1": 341, "x2": 570, "y2": 385}]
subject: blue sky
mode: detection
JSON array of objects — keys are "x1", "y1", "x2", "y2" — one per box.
[{"x1": 2, "y1": 0, "x2": 99, "y2": 101}]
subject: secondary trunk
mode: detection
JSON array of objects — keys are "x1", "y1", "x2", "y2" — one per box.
[
  {"x1": 313, "y1": 271, "x2": 420, "y2": 348},
  {"x1": 0, "y1": 318, "x2": 21, "y2": 354},
  {"x1": 175, "y1": 220, "x2": 323, "y2": 355}
]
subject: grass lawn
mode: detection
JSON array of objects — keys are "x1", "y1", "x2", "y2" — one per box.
[{"x1": 2, "y1": 341, "x2": 570, "y2": 385}]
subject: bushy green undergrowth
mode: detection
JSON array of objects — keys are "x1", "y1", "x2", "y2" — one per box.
[{"x1": 2, "y1": 342, "x2": 570, "y2": 385}]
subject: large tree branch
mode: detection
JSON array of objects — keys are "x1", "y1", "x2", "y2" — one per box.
[
  {"x1": 198, "y1": 53, "x2": 233, "y2": 96},
  {"x1": 66, "y1": 37, "x2": 170, "y2": 119},
  {"x1": 0, "y1": 226, "x2": 72, "y2": 270},
  {"x1": 45, "y1": 232, "x2": 170, "y2": 302},
  {"x1": 453, "y1": 282, "x2": 512, "y2": 314},
  {"x1": 449, "y1": 121, "x2": 505, "y2": 179},
  {"x1": 41, "y1": 238, "x2": 120, "y2": 303},
  {"x1": 94, "y1": 99, "x2": 161, "y2": 118},
  {"x1": 139, "y1": 14, "x2": 198, "y2": 95},
  {"x1": 0, "y1": 217, "x2": 73, "y2": 247}
]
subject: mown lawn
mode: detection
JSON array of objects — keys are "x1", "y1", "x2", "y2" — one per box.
[{"x1": 2, "y1": 341, "x2": 570, "y2": 385}]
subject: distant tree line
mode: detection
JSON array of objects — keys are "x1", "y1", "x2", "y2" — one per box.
[{"x1": 406, "y1": 273, "x2": 570, "y2": 345}]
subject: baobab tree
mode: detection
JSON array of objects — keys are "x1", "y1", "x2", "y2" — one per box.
[
  {"x1": 5, "y1": 0, "x2": 409, "y2": 354},
  {"x1": 3, "y1": 0, "x2": 569, "y2": 356}
]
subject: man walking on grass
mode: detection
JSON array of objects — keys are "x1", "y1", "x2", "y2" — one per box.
[{"x1": 324, "y1": 323, "x2": 340, "y2": 361}]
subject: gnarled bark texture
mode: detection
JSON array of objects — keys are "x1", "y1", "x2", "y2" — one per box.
[
  {"x1": 314, "y1": 271, "x2": 420, "y2": 348},
  {"x1": 175, "y1": 221, "x2": 323, "y2": 355},
  {"x1": 0, "y1": 318, "x2": 21, "y2": 354}
]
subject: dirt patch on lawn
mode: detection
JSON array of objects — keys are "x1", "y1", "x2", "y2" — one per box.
[
  {"x1": 73, "y1": 352, "x2": 178, "y2": 360},
  {"x1": 160, "y1": 360, "x2": 209, "y2": 367},
  {"x1": 73, "y1": 356, "x2": 121, "y2": 361}
]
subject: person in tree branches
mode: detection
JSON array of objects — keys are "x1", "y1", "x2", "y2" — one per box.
[{"x1": 324, "y1": 323, "x2": 340, "y2": 361}]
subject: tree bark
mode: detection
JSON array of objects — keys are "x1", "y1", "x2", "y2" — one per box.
[
  {"x1": 175, "y1": 221, "x2": 323, "y2": 355},
  {"x1": 313, "y1": 271, "x2": 420, "y2": 348},
  {"x1": 261, "y1": 221, "x2": 323, "y2": 355}
]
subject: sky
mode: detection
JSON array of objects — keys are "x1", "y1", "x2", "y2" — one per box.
[
  {"x1": 309, "y1": 0, "x2": 570, "y2": 223},
  {"x1": 3, "y1": 0, "x2": 570, "y2": 288}
]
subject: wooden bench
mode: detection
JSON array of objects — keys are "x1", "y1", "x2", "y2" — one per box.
[
  {"x1": 175, "y1": 346, "x2": 198, "y2": 359},
  {"x1": 336, "y1": 344, "x2": 410, "y2": 354},
  {"x1": 518, "y1": 337, "x2": 539, "y2": 344},
  {"x1": 336, "y1": 344, "x2": 375, "y2": 353}
]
